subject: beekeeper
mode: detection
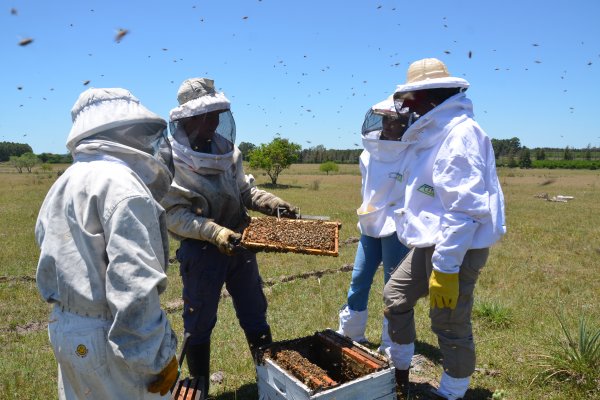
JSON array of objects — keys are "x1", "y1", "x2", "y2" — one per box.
[
  {"x1": 36, "y1": 88, "x2": 179, "y2": 399},
  {"x1": 382, "y1": 58, "x2": 506, "y2": 400},
  {"x1": 337, "y1": 96, "x2": 411, "y2": 359},
  {"x1": 161, "y1": 77, "x2": 297, "y2": 395}
]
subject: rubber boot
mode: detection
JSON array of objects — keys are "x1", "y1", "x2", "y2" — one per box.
[
  {"x1": 245, "y1": 327, "x2": 273, "y2": 364},
  {"x1": 395, "y1": 368, "x2": 410, "y2": 398},
  {"x1": 186, "y1": 340, "x2": 210, "y2": 397},
  {"x1": 337, "y1": 304, "x2": 368, "y2": 343}
]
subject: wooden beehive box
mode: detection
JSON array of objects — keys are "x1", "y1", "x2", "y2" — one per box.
[
  {"x1": 241, "y1": 217, "x2": 340, "y2": 257},
  {"x1": 256, "y1": 329, "x2": 396, "y2": 400}
]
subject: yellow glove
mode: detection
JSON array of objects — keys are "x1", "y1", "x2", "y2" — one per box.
[
  {"x1": 148, "y1": 356, "x2": 179, "y2": 396},
  {"x1": 214, "y1": 227, "x2": 242, "y2": 256},
  {"x1": 429, "y1": 270, "x2": 459, "y2": 310}
]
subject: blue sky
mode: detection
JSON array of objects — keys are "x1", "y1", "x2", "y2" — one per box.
[{"x1": 2, "y1": 0, "x2": 599, "y2": 154}]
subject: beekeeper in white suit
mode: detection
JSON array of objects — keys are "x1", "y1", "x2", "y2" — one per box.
[
  {"x1": 36, "y1": 88, "x2": 178, "y2": 399},
  {"x1": 161, "y1": 77, "x2": 297, "y2": 396},
  {"x1": 382, "y1": 58, "x2": 506, "y2": 399},
  {"x1": 337, "y1": 96, "x2": 411, "y2": 358}
]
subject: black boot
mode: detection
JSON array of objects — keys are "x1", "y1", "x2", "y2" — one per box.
[
  {"x1": 186, "y1": 340, "x2": 210, "y2": 397},
  {"x1": 395, "y1": 368, "x2": 410, "y2": 397},
  {"x1": 245, "y1": 327, "x2": 273, "y2": 364}
]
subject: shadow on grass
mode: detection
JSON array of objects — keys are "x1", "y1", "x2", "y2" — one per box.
[
  {"x1": 257, "y1": 183, "x2": 304, "y2": 190},
  {"x1": 211, "y1": 382, "x2": 257, "y2": 400},
  {"x1": 408, "y1": 382, "x2": 494, "y2": 400},
  {"x1": 414, "y1": 340, "x2": 443, "y2": 365}
]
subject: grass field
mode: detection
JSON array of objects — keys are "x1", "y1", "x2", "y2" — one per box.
[{"x1": 0, "y1": 162, "x2": 599, "y2": 399}]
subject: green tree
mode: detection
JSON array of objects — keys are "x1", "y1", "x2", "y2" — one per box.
[
  {"x1": 319, "y1": 161, "x2": 339, "y2": 175},
  {"x1": 9, "y1": 155, "x2": 25, "y2": 173},
  {"x1": 584, "y1": 144, "x2": 592, "y2": 161},
  {"x1": 20, "y1": 152, "x2": 40, "y2": 173},
  {"x1": 535, "y1": 148, "x2": 546, "y2": 160},
  {"x1": 519, "y1": 148, "x2": 532, "y2": 169},
  {"x1": 563, "y1": 146, "x2": 574, "y2": 160},
  {"x1": 0, "y1": 141, "x2": 33, "y2": 161},
  {"x1": 507, "y1": 149, "x2": 518, "y2": 168},
  {"x1": 249, "y1": 137, "x2": 301, "y2": 185},
  {"x1": 238, "y1": 141, "x2": 256, "y2": 161}
]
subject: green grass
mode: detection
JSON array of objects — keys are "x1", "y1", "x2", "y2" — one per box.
[
  {"x1": 473, "y1": 300, "x2": 513, "y2": 329},
  {"x1": 532, "y1": 312, "x2": 600, "y2": 392},
  {"x1": 1, "y1": 163, "x2": 600, "y2": 399}
]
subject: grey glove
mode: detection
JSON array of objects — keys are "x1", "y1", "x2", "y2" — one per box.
[
  {"x1": 213, "y1": 227, "x2": 242, "y2": 256},
  {"x1": 259, "y1": 197, "x2": 298, "y2": 218}
]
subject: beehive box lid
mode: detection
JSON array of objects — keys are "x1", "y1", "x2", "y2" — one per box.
[{"x1": 241, "y1": 217, "x2": 340, "y2": 257}]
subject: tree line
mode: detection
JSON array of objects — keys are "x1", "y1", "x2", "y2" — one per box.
[{"x1": 491, "y1": 137, "x2": 600, "y2": 169}]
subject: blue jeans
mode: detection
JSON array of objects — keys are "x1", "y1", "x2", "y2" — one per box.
[
  {"x1": 346, "y1": 234, "x2": 410, "y2": 312},
  {"x1": 177, "y1": 239, "x2": 269, "y2": 345}
]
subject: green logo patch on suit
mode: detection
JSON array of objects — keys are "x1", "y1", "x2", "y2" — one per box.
[
  {"x1": 417, "y1": 184, "x2": 435, "y2": 197},
  {"x1": 388, "y1": 172, "x2": 403, "y2": 182}
]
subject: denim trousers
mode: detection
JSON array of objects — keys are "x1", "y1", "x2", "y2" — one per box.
[{"x1": 346, "y1": 234, "x2": 410, "y2": 311}]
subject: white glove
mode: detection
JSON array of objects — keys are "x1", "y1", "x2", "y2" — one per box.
[{"x1": 213, "y1": 227, "x2": 242, "y2": 256}]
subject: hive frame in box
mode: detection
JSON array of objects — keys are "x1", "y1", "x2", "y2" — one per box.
[
  {"x1": 256, "y1": 329, "x2": 396, "y2": 400},
  {"x1": 241, "y1": 217, "x2": 340, "y2": 257}
]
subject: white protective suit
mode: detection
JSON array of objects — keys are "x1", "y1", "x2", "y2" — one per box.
[
  {"x1": 162, "y1": 90, "x2": 288, "y2": 239},
  {"x1": 36, "y1": 88, "x2": 177, "y2": 400},
  {"x1": 392, "y1": 92, "x2": 506, "y2": 274},
  {"x1": 357, "y1": 131, "x2": 412, "y2": 238}
]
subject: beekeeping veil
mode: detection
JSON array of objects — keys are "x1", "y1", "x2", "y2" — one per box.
[
  {"x1": 169, "y1": 78, "x2": 236, "y2": 172},
  {"x1": 361, "y1": 96, "x2": 415, "y2": 140},
  {"x1": 67, "y1": 87, "x2": 174, "y2": 201}
]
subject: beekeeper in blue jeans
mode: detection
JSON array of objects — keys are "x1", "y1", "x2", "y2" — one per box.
[
  {"x1": 161, "y1": 77, "x2": 298, "y2": 396},
  {"x1": 338, "y1": 96, "x2": 411, "y2": 357}
]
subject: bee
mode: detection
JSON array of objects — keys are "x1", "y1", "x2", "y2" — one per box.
[
  {"x1": 83, "y1": 80, "x2": 91, "y2": 86},
  {"x1": 115, "y1": 28, "x2": 129, "y2": 43},
  {"x1": 468, "y1": 50, "x2": 472, "y2": 59},
  {"x1": 18, "y1": 38, "x2": 33, "y2": 46}
]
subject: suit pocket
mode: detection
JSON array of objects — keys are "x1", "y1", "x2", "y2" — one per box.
[{"x1": 49, "y1": 323, "x2": 108, "y2": 375}]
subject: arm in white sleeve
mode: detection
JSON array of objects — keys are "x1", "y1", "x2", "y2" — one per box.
[
  {"x1": 160, "y1": 186, "x2": 223, "y2": 242},
  {"x1": 431, "y1": 132, "x2": 491, "y2": 273},
  {"x1": 103, "y1": 195, "x2": 177, "y2": 375}
]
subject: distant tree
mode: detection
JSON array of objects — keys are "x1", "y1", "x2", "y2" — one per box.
[
  {"x1": 0, "y1": 141, "x2": 33, "y2": 162},
  {"x1": 535, "y1": 148, "x2": 546, "y2": 160},
  {"x1": 507, "y1": 149, "x2": 518, "y2": 168},
  {"x1": 584, "y1": 144, "x2": 592, "y2": 161},
  {"x1": 20, "y1": 152, "x2": 40, "y2": 173},
  {"x1": 238, "y1": 142, "x2": 256, "y2": 161},
  {"x1": 519, "y1": 148, "x2": 532, "y2": 168},
  {"x1": 249, "y1": 137, "x2": 301, "y2": 185},
  {"x1": 563, "y1": 146, "x2": 574, "y2": 160},
  {"x1": 319, "y1": 161, "x2": 339, "y2": 175},
  {"x1": 9, "y1": 155, "x2": 25, "y2": 173}
]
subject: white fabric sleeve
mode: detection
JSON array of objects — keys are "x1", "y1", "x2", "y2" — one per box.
[
  {"x1": 164, "y1": 203, "x2": 222, "y2": 242},
  {"x1": 103, "y1": 195, "x2": 177, "y2": 375},
  {"x1": 431, "y1": 128, "x2": 491, "y2": 274}
]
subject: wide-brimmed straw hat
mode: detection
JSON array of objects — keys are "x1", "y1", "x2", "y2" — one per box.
[{"x1": 394, "y1": 58, "x2": 469, "y2": 95}]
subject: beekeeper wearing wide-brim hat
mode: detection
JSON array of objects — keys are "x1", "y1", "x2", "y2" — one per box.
[
  {"x1": 160, "y1": 77, "x2": 298, "y2": 395},
  {"x1": 36, "y1": 88, "x2": 178, "y2": 399},
  {"x1": 382, "y1": 58, "x2": 506, "y2": 400}
]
